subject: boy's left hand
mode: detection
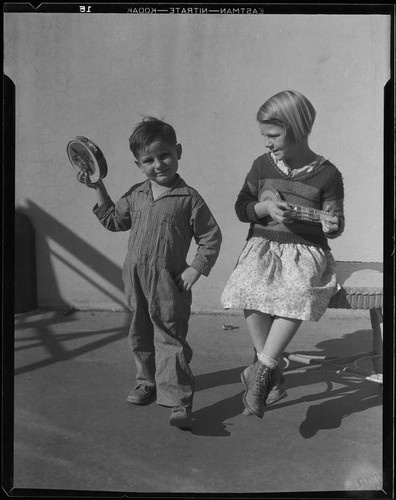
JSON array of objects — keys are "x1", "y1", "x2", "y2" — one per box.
[
  {"x1": 321, "y1": 205, "x2": 339, "y2": 234},
  {"x1": 176, "y1": 267, "x2": 201, "y2": 292}
]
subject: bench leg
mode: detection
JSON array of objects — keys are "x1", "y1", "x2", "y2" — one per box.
[{"x1": 370, "y1": 307, "x2": 383, "y2": 374}]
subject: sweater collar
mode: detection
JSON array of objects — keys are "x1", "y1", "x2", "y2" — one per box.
[{"x1": 268, "y1": 152, "x2": 327, "y2": 178}]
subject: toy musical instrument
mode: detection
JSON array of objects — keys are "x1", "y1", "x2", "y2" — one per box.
[
  {"x1": 258, "y1": 186, "x2": 335, "y2": 224},
  {"x1": 66, "y1": 136, "x2": 108, "y2": 183}
]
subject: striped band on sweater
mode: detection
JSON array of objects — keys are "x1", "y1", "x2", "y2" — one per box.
[{"x1": 235, "y1": 153, "x2": 345, "y2": 250}]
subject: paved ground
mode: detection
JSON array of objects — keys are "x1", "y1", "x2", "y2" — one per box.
[{"x1": 10, "y1": 309, "x2": 384, "y2": 495}]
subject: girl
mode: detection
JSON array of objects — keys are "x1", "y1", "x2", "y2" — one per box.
[{"x1": 221, "y1": 90, "x2": 344, "y2": 418}]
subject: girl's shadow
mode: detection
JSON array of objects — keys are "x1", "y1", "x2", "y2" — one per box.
[
  {"x1": 298, "y1": 376, "x2": 382, "y2": 438},
  {"x1": 191, "y1": 359, "x2": 382, "y2": 437},
  {"x1": 190, "y1": 366, "x2": 331, "y2": 437}
]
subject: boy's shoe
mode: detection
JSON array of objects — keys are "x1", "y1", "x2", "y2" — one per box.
[
  {"x1": 169, "y1": 406, "x2": 193, "y2": 429},
  {"x1": 126, "y1": 385, "x2": 156, "y2": 405}
]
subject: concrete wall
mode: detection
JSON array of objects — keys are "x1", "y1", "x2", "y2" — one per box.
[{"x1": 5, "y1": 13, "x2": 390, "y2": 312}]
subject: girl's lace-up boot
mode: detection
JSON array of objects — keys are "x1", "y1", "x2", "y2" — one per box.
[
  {"x1": 251, "y1": 350, "x2": 287, "y2": 407},
  {"x1": 265, "y1": 365, "x2": 287, "y2": 406},
  {"x1": 241, "y1": 361, "x2": 273, "y2": 418}
]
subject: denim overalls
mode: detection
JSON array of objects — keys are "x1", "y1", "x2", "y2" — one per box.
[{"x1": 94, "y1": 175, "x2": 222, "y2": 407}]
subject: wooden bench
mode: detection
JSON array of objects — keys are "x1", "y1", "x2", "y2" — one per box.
[{"x1": 284, "y1": 262, "x2": 383, "y2": 384}]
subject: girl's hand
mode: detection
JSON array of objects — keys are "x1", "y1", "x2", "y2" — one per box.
[
  {"x1": 176, "y1": 267, "x2": 201, "y2": 292},
  {"x1": 321, "y1": 205, "x2": 339, "y2": 234},
  {"x1": 261, "y1": 200, "x2": 294, "y2": 224}
]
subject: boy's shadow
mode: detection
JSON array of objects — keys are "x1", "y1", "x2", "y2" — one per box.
[{"x1": 192, "y1": 366, "x2": 245, "y2": 436}]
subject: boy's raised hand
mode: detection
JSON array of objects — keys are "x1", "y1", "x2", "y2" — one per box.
[
  {"x1": 76, "y1": 171, "x2": 97, "y2": 189},
  {"x1": 176, "y1": 267, "x2": 201, "y2": 292},
  {"x1": 76, "y1": 172, "x2": 108, "y2": 206}
]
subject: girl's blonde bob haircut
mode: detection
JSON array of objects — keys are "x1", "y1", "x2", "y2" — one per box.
[{"x1": 256, "y1": 90, "x2": 316, "y2": 144}]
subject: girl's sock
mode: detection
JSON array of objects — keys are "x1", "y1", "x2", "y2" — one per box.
[{"x1": 257, "y1": 351, "x2": 278, "y2": 369}]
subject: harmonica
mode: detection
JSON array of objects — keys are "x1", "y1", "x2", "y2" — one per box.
[{"x1": 258, "y1": 187, "x2": 335, "y2": 224}]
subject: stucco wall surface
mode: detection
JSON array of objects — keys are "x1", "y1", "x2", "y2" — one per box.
[{"x1": 5, "y1": 13, "x2": 390, "y2": 311}]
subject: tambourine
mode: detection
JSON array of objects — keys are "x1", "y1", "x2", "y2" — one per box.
[
  {"x1": 66, "y1": 136, "x2": 108, "y2": 183},
  {"x1": 258, "y1": 186, "x2": 334, "y2": 224}
]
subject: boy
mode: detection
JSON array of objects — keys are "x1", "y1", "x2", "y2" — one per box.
[{"x1": 78, "y1": 117, "x2": 222, "y2": 429}]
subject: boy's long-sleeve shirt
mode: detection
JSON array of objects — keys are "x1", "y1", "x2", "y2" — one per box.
[{"x1": 93, "y1": 175, "x2": 222, "y2": 277}]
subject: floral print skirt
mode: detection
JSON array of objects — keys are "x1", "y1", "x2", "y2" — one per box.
[{"x1": 221, "y1": 236, "x2": 338, "y2": 322}]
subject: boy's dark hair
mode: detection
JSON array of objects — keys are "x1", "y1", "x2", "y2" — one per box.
[{"x1": 129, "y1": 116, "x2": 177, "y2": 157}]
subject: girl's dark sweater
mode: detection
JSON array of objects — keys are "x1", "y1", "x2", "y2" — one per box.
[{"x1": 235, "y1": 153, "x2": 345, "y2": 250}]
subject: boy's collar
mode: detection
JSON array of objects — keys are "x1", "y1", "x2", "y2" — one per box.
[{"x1": 139, "y1": 174, "x2": 189, "y2": 195}]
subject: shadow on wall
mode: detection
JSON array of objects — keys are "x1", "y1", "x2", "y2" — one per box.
[
  {"x1": 16, "y1": 201, "x2": 384, "y2": 313},
  {"x1": 15, "y1": 210, "x2": 37, "y2": 313},
  {"x1": 14, "y1": 202, "x2": 133, "y2": 377},
  {"x1": 17, "y1": 200, "x2": 126, "y2": 311},
  {"x1": 14, "y1": 309, "x2": 131, "y2": 376}
]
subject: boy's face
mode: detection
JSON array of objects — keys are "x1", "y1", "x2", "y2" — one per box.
[{"x1": 135, "y1": 140, "x2": 182, "y2": 187}]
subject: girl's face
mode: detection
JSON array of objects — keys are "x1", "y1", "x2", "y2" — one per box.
[
  {"x1": 259, "y1": 123, "x2": 300, "y2": 162},
  {"x1": 135, "y1": 139, "x2": 181, "y2": 187}
]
